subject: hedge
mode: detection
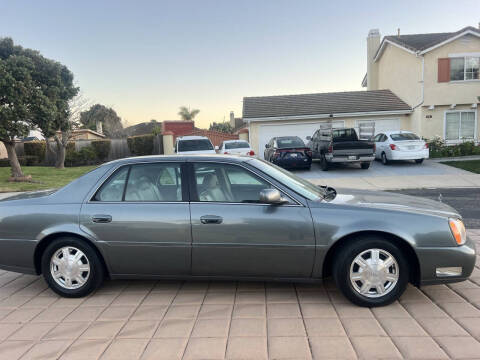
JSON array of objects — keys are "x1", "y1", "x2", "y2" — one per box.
[
  {"x1": 0, "y1": 156, "x2": 39, "y2": 167},
  {"x1": 91, "y1": 139, "x2": 111, "y2": 161},
  {"x1": 127, "y1": 134, "x2": 154, "y2": 156},
  {"x1": 427, "y1": 138, "x2": 480, "y2": 158},
  {"x1": 24, "y1": 141, "x2": 46, "y2": 163}
]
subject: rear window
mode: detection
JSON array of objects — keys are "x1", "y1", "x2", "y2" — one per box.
[
  {"x1": 277, "y1": 137, "x2": 305, "y2": 148},
  {"x1": 225, "y1": 141, "x2": 250, "y2": 149},
  {"x1": 178, "y1": 139, "x2": 213, "y2": 152},
  {"x1": 390, "y1": 133, "x2": 420, "y2": 141},
  {"x1": 332, "y1": 129, "x2": 358, "y2": 142}
]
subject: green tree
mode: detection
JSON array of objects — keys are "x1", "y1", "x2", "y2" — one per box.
[
  {"x1": 80, "y1": 104, "x2": 124, "y2": 138},
  {"x1": 178, "y1": 106, "x2": 200, "y2": 121},
  {"x1": 209, "y1": 121, "x2": 234, "y2": 134}
]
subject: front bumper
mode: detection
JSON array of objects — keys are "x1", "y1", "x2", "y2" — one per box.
[
  {"x1": 325, "y1": 154, "x2": 374, "y2": 163},
  {"x1": 417, "y1": 236, "x2": 476, "y2": 286},
  {"x1": 390, "y1": 149, "x2": 429, "y2": 160}
]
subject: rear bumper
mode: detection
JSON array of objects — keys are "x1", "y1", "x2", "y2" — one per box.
[
  {"x1": 273, "y1": 157, "x2": 312, "y2": 168},
  {"x1": 390, "y1": 149, "x2": 429, "y2": 160},
  {"x1": 325, "y1": 154, "x2": 374, "y2": 163},
  {"x1": 0, "y1": 239, "x2": 37, "y2": 275},
  {"x1": 418, "y1": 236, "x2": 476, "y2": 286}
]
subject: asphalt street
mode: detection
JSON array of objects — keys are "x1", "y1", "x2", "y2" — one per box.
[{"x1": 392, "y1": 187, "x2": 480, "y2": 228}]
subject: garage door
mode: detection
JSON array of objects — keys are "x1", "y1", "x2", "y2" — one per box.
[
  {"x1": 356, "y1": 119, "x2": 401, "y2": 139},
  {"x1": 258, "y1": 121, "x2": 344, "y2": 159}
]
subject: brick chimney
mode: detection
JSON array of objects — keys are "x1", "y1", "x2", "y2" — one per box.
[{"x1": 367, "y1": 29, "x2": 380, "y2": 91}]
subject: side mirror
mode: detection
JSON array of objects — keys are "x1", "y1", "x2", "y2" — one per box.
[
  {"x1": 306, "y1": 136, "x2": 311, "y2": 141},
  {"x1": 214, "y1": 146, "x2": 219, "y2": 151},
  {"x1": 259, "y1": 189, "x2": 288, "y2": 205},
  {"x1": 265, "y1": 144, "x2": 270, "y2": 148}
]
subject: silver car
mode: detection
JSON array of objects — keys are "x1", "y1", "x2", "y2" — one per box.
[{"x1": 0, "y1": 155, "x2": 475, "y2": 307}]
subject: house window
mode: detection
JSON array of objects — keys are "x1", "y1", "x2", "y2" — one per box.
[
  {"x1": 449, "y1": 57, "x2": 480, "y2": 81},
  {"x1": 445, "y1": 111, "x2": 476, "y2": 142}
]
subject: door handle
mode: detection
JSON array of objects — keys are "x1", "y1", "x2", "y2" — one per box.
[
  {"x1": 200, "y1": 215, "x2": 223, "y2": 224},
  {"x1": 92, "y1": 215, "x2": 112, "y2": 223}
]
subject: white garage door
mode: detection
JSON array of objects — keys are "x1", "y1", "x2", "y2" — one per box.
[
  {"x1": 356, "y1": 119, "x2": 401, "y2": 139},
  {"x1": 258, "y1": 121, "x2": 344, "y2": 159}
]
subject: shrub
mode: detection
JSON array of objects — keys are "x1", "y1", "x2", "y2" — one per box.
[
  {"x1": 91, "y1": 140, "x2": 111, "y2": 161},
  {"x1": 65, "y1": 146, "x2": 97, "y2": 167},
  {"x1": 24, "y1": 141, "x2": 46, "y2": 163},
  {"x1": 0, "y1": 156, "x2": 34, "y2": 167},
  {"x1": 427, "y1": 137, "x2": 480, "y2": 158},
  {"x1": 127, "y1": 134, "x2": 154, "y2": 156}
]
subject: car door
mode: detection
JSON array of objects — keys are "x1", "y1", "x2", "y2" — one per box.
[
  {"x1": 189, "y1": 161, "x2": 316, "y2": 278},
  {"x1": 80, "y1": 161, "x2": 191, "y2": 276},
  {"x1": 373, "y1": 133, "x2": 383, "y2": 158}
]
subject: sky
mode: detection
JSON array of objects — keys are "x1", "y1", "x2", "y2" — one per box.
[{"x1": 1, "y1": 0, "x2": 479, "y2": 128}]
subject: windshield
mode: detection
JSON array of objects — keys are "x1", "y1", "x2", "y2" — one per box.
[
  {"x1": 277, "y1": 137, "x2": 305, "y2": 148},
  {"x1": 332, "y1": 128, "x2": 358, "y2": 142},
  {"x1": 249, "y1": 159, "x2": 325, "y2": 201},
  {"x1": 178, "y1": 139, "x2": 213, "y2": 152},
  {"x1": 390, "y1": 133, "x2": 420, "y2": 141},
  {"x1": 225, "y1": 141, "x2": 250, "y2": 149}
]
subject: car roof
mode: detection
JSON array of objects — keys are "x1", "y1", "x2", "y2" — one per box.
[
  {"x1": 177, "y1": 136, "x2": 210, "y2": 140},
  {"x1": 223, "y1": 139, "x2": 249, "y2": 143},
  {"x1": 103, "y1": 154, "x2": 252, "y2": 167},
  {"x1": 383, "y1": 130, "x2": 416, "y2": 136}
]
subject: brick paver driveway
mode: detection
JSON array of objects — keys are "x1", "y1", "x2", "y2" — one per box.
[{"x1": 0, "y1": 231, "x2": 478, "y2": 359}]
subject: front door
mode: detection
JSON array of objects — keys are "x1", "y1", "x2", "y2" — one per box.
[
  {"x1": 189, "y1": 162, "x2": 316, "y2": 278},
  {"x1": 80, "y1": 162, "x2": 191, "y2": 276}
]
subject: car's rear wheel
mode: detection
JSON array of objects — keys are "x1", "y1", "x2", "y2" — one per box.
[
  {"x1": 332, "y1": 236, "x2": 409, "y2": 307},
  {"x1": 41, "y1": 237, "x2": 104, "y2": 298},
  {"x1": 360, "y1": 162, "x2": 370, "y2": 169},
  {"x1": 415, "y1": 159, "x2": 424, "y2": 164},
  {"x1": 320, "y1": 154, "x2": 329, "y2": 171},
  {"x1": 381, "y1": 152, "x2": 389, "y2": 165}
]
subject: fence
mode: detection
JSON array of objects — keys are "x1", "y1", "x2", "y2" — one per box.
[{"x1": 184, "y1": 129, "x2": 239, "y2": 146}]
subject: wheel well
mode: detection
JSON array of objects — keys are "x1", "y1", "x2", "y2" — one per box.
[
  {"x1": 322, "y1": 231, "x2": 420, "y2": 286},
  {"x1": 34, "y1": 232, "x2": 109, "y2": 276}
]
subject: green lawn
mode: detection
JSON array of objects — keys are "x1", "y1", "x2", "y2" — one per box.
[
  {"x1": 0, "y1": 166, "x2": 96, "y2": 192},
  {"x1": 441, "y1": 160, "x2": 480, "y2": 174}
]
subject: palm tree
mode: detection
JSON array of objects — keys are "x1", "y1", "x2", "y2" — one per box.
[{"x1": 178, "y1": 106, "x2": 200, "y2": 121}]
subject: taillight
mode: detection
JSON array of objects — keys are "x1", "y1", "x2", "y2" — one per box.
[
  {"x1": 389, "y1": 144, "x2": 397, "y2": 150},
  {"x1": 424, "y1": 143, "x2": 429, "y2": 149},
  {"x1": 273, "y1": 150, "x2": 281, "y2": 157},
  {"x1": 224, "y1": 151, "x2": 229, "y2": 154},
  {"x1": 328, "y1": 144, "x2": 333, "y2": 153},
  {"x1": 305, "y1": 149, "x2": 312, "y2": 157},
  {"x1": 248, "y1": 150, "x2": 255, "y2": 156}
]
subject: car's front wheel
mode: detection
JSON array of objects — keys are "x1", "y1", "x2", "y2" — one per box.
[
  {"x1": 41, "y1": 237, "x2": 104, "y2": 298},
  {"x1": 333, "y1": 236, "x2": 409, "y2": 307}
]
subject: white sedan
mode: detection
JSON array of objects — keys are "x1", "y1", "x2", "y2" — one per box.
[
  {"x1": 219, "y1": 140, "x2": 255, "y2": 156},
  {"x1": 373, "y1": 131, "x2": 429, "y2": 165}
]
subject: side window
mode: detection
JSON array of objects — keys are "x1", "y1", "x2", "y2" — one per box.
[
  {"x1": 373, "y1": 134, "x2": 382, "y2": 142},
  {"x1": 193, "y1": 163, "x2": 275, "y2": 203},
  {"x1": 381, "y1": 134, "x2": 388, "y2": 142},
  {"x1": 94, "y1": 166, "x2": 129, "y2": 201},
  {"x1": 125, "y1": 163, "x2": 182, "y2": 202}
]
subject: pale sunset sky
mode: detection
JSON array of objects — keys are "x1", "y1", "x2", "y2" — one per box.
[{"x1": 1, "y1": 0, "x2": 479, "y2": 128}]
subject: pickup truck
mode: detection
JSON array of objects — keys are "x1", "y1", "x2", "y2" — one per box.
[{"x1": 306, "y1": 127, "x2": 375, "y2": 170}]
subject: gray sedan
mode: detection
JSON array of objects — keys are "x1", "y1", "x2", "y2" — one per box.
[{"x1": 0, "y1": 155, "x2": 475, "y2": 307}]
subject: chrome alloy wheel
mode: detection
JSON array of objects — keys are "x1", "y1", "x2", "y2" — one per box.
[
  {"x1": 349, "y1": 248, "x2": 399, "y2": 298},
  {"x1": 50, "y1": 247, "x2": 90, "y2": 290}
]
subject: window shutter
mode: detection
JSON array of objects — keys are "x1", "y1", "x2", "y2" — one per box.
[{"x1": 438, "y1": 58, "x2": 450, "y2": 82}]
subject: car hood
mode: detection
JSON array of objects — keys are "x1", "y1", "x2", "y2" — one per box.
[{"x1": 319, "y1": 188, "x2": 460, "y2": 218}]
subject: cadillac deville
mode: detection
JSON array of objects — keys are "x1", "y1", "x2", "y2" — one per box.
[{"x1": 0, "y1": 155, "x2": 475, "y2": 307}]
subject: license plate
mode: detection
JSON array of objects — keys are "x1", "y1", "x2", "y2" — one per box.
[
  {"x1": 289, "y1": 153, "x2": 298, "y2": 158},
  {"x1": 348, "y1": 155, "x2": 357, "y2": 160}
]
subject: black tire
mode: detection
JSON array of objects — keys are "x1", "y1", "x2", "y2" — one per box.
[
  {"x1": 415, "y1": 159, "x2": 424, "y2": 164},
  {"x1": 381, "y1": 152, "x2": 389, "y2": 165},
  {"x1": 41, "y1": 237, "x2": 105, "y2": 298},
  {"x1": 332, "y1": 235, "x2": 409, "y2": 307},
  {"x1": 320, "y1": 154, "x2": 329, "y2": 171},
  {"x1": 360, "y1": 162, "x2": 370, "y2": 170}
]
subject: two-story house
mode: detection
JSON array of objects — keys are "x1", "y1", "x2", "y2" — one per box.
[{"x1": 363, "y1": 26, "x2": 480, "y2": 143}]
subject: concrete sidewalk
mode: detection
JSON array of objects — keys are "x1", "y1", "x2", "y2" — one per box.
[{"x1": 307, "y1": 173, "x2": 480, "y2": 190}]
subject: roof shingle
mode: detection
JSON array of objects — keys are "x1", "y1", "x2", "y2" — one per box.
[{"x1": 242, "y1": 90, "x2": 411, "y2": 119}]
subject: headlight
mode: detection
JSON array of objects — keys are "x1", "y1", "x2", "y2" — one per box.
[{"x1": 449, "y1": 218, "x2": 466, "y2": 245}]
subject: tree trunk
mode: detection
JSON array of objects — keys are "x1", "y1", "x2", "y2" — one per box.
[
  {"x1": 53, "y1": 135, "x2": 66, "y2": 169},
  {"x1": 3, "y1": 140, "x2": 25, "y2": 178}
]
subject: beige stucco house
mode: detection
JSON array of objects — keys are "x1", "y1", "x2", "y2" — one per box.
[
  {"x1": 243, "y1": 26, "x2": 480, "y2": 157},
  {"x1": 364, "y1": 26, "x2": 480, "y2": 144}
]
